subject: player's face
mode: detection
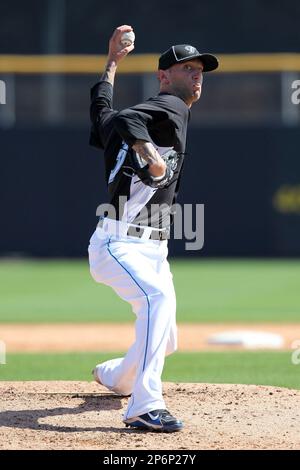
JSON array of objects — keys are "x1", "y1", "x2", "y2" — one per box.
[{"x1": 168, "y1": 60, "x2": 204, "y2": 107}]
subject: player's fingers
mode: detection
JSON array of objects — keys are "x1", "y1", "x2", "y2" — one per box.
[
  {"x1": 123, "y1": 44, "x2": 135, "y2": 54},
  {"x1": 117, "y1": 25, "x2": 133, "y2": 32},
  {"x1": 117, "y1": 44, "x2": 135, "y2": 58},
  {"x1": 117, "y1": 45, "x2": 134, "y2": 59},
  {"x1": 109, "y1": 41, "x2": 134, "y2": 56},
  {"x1": 111, "y1": 25, "x2": 133, "y2": 40}
]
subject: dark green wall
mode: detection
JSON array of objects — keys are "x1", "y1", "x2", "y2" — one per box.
[
  {"x1": 1, "y1": 0, "x2": 299, "y2": 54},
  {"x1": 1, "y1": 127, "x2": 299, "y2": 257}
]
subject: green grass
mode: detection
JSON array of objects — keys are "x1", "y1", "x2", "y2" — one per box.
[
  {"x1": 0, "y1": 259, "x2": 300, "y2": 323},
  {"x1": 0, "y1": 352, "x2": 299, "y2": 390}
]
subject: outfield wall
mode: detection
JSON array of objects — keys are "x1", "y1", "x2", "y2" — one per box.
[{"x1": 1, "y1": 127, "x2": 299, "y2": 257}]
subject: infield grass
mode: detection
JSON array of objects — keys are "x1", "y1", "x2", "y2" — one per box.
[
  {"x1": 0, "y1": 259, "x2": 300, "y2": 323},
  {"x1": 0, "y1": 351, "x2": 299, "y2": 390}
]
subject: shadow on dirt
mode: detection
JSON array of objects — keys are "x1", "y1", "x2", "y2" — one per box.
[{"x1": 0, "y1": 394, "x2": 140, "y2": 433}]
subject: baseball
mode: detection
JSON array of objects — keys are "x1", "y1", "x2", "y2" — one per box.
[{"x1": 120, "y1": 31, "x2": 135, "y2": 47}]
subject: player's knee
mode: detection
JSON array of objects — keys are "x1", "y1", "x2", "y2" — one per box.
[
  {"x1": 149, "y1": 289, "x2": 175, "y2": 313},
  {"x1": 165, "y1": 342, "x2": 177, "y2": 356},
  {"x1": 89, "y1": 268, "x2": 103, "y2": 284},
  {"x1": 132, "y1": 287, "x2": 176, "y2": 320}
]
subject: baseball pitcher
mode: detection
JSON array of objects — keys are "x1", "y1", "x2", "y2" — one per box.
[{"x1": 88, "y1": 25, "x2": 218, "y2": 432}]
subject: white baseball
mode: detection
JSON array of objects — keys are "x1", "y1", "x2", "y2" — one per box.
[{"x1": 120, "y1": 31, "x2": 135, "y2": 47}]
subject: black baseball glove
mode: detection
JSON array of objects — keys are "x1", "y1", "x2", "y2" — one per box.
[{"x1": 123, "y1": 148, "x2": 180, "y2": 188}]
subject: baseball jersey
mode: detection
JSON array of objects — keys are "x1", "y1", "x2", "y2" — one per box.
[{"x1": 90, "y1": 80, "x2": 190, "y2": 229}]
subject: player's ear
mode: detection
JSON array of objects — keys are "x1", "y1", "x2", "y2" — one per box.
[{"x1": 158, "y1": 69, "x2": 170, "y2": 85}]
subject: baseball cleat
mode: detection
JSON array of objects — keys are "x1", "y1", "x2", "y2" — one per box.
[{"x1": 123, "y1": 409, "x2": 183, "y2": 432}]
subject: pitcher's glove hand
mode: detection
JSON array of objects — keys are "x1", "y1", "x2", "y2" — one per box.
[{"x1": 124, "y1": 149, "x2": 180, "y2": 188}]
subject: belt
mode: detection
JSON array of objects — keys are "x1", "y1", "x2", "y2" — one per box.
[{"x1": 98, "y1": 218, "x2": 169, "y2": 241}]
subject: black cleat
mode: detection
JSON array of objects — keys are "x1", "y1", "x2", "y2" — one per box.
[{"x1": 123, "y1": 409, "x2": 183, "y2": 432}]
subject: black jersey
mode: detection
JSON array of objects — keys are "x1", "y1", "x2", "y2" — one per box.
[{"x1": 90, "y1": 80, "x2": 190, "y2": 229}]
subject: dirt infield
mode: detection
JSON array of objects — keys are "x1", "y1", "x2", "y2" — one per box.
[
  {"x1": 1, "y1": 323, "x2": 300, "y2": 352},
  {"x1": 1, "y1": 381, "x2": 300, "y2": 450}
]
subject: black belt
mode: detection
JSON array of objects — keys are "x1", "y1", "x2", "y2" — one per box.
[
  {"x1": 127, "y1": 225, "x2": 169, "y2": 240},
  {"x1": 98, "y1": 218, "x2": 169, "y2": 241}
]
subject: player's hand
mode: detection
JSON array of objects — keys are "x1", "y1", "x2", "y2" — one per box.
[{"x1": 107, "y1": 25, "x2": 135, "y2": 64}]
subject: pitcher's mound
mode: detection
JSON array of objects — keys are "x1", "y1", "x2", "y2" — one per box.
[{"x1": 1, "y1": 381, "x2": 300, "y2": 450}]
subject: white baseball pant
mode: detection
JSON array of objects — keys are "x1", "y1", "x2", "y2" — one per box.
[{"x1": 88, "y1": 220, "x2": 177, "y2": 419}]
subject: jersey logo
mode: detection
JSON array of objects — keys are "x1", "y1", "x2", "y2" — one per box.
[{"x1": 108, "y1": 142, "x2": 129, "y2": 184}]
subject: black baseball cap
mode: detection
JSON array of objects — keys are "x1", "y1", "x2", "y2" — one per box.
[{"x1": 158, "y1": 45, "x2": 218, "y2": 72}]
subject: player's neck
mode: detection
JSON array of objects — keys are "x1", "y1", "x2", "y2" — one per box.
[{"x1": 159, "y1": 85, "x2": 193, "y2": 108}]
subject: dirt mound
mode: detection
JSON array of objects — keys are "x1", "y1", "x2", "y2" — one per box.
[{"x1": 1, "y1": 381, "x2": 300, "y2": 449}]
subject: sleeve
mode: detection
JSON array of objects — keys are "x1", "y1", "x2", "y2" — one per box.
[
  {"x1": 89, "y1": 81, "x2": 118, "y2": 149},
  {"x1": 113, "y1": 95, "x2": 188, "y2": 148}
]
